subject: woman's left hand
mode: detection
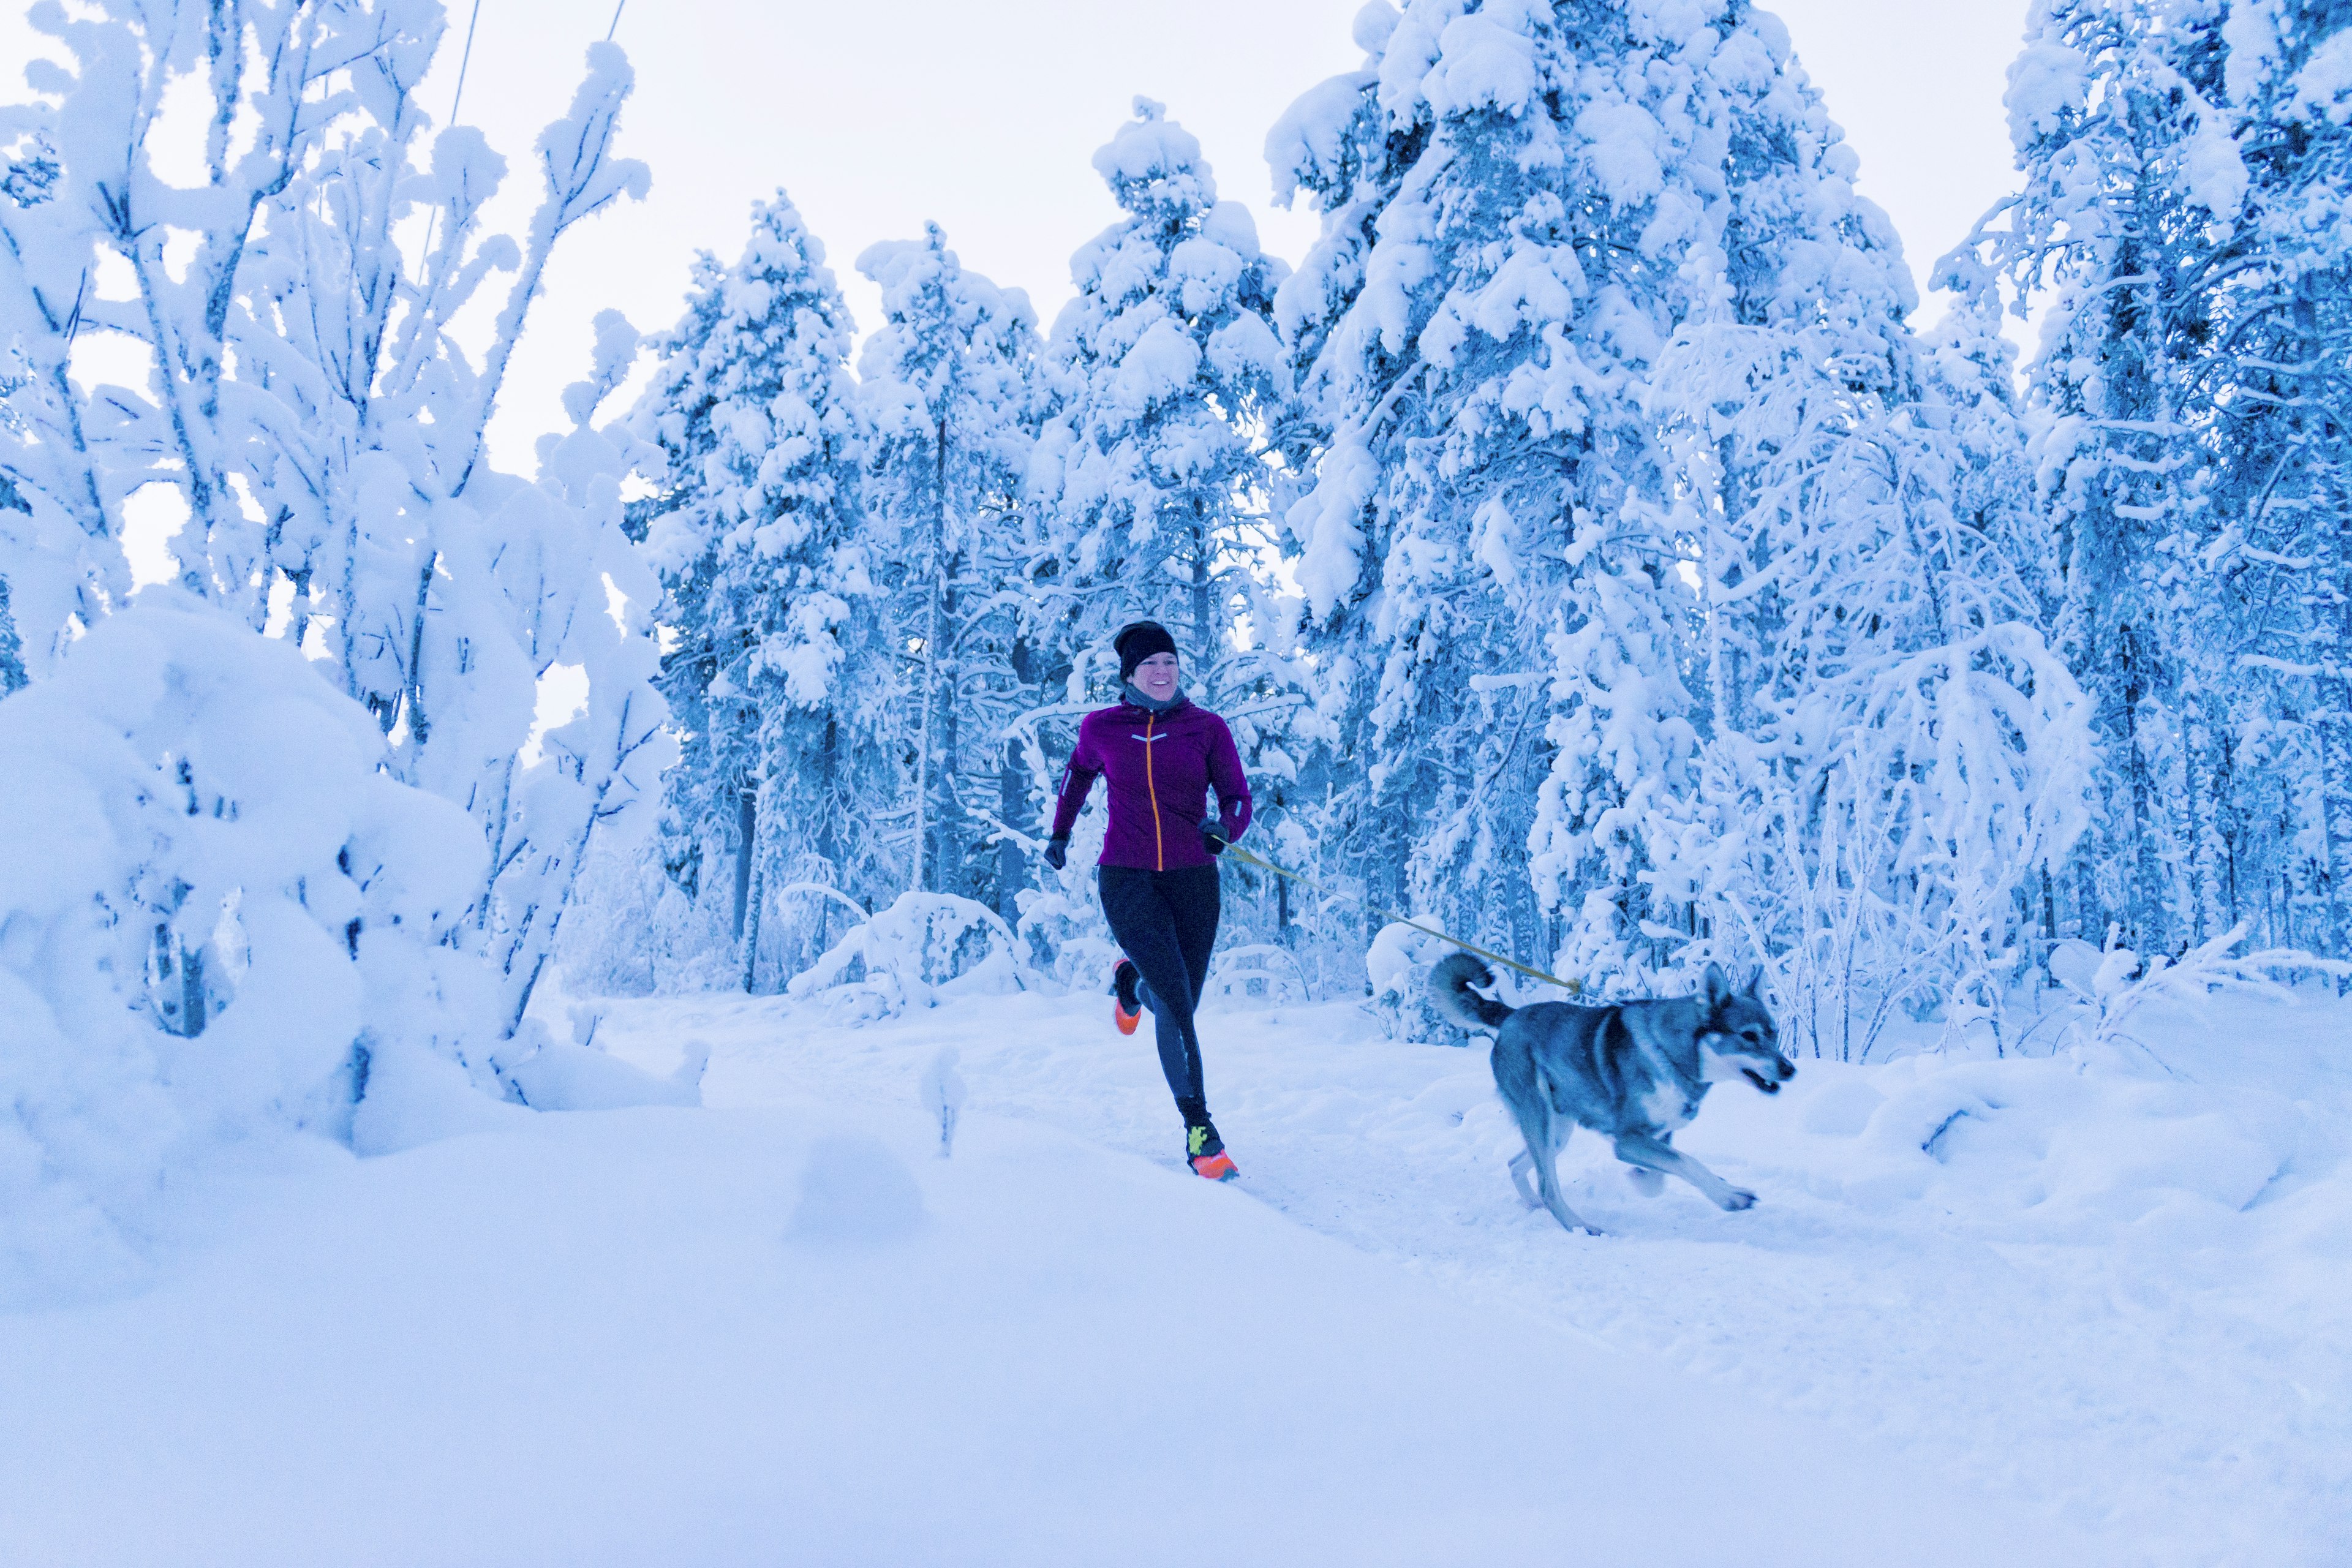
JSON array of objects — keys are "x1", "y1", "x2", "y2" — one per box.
[{"x1": 1202, "y1": 822, "x2": 1229, "y2": 856}]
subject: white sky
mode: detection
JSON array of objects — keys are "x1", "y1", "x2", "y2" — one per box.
[{"x1": 6, "y1": 0, "x2": 2034, "y2": 472}]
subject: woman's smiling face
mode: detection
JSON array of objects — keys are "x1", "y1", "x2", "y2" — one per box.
[{"x1": 1134, "y1": 650, "x2": 1179, "y2": 700}]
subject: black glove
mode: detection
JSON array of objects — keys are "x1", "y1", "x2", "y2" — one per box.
[
  {"x1": 1043, "y1": 835, "x2": 1069, "y2": 872},
  {"x1": 1201, "y1": 821, "x2": 1229, "y2": 857}
]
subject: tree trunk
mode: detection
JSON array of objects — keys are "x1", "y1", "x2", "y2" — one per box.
[
  {"x1": 2318, "y1": 670, "x2": 2351, "y2": 967},
  {"x1": 997, "y1": 637, "x2": 1032, "y2": 917},
  {"x1": 738, "y1": 785, "x2": 763, "y2": 992},
  {"x1": 732, "y1": 784, "x2": 756, "y2": 940},
  {"x1": 1189, "y1": 504, "x2": 1213, "y2": 679},
  {"x1": 917, "y1": 417, "x2": 957, "y2": 894}
]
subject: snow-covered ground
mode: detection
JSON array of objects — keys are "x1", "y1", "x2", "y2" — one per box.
[
  {"x1": 4, "y1": 978, "x2": 2345, "y2": 1565},
  {"x1": 594, "y1": 980, "x2": 2352, "y2": 1566}
]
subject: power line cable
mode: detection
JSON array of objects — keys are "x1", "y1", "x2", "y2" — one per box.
[
  {"x1": 449, "y1": 0, "x2": 484, "y2": 124},
  {"x1": 422, "y1": 1, "x2": 484, "y2": 283}
]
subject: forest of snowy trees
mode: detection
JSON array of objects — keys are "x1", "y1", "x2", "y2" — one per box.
[{"x1": 6, "y1": 0, "x2": 2352, "y2": 1197}]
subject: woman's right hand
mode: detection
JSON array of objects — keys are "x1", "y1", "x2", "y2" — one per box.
[{"x1": 1043, "y1": 836, "x2": 1069, "y2": 872}]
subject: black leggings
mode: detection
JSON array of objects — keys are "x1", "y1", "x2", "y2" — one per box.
[{"x1": 1098, "y1": 864, "x2": 1221, "y2": 1122}]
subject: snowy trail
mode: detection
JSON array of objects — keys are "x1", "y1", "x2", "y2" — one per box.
[
  {"x1": 586, "y1": 982, "x2": 2352, "y2": 1567},
  {"x1": 1, "y1": 1083, "x2": 2068, "y2": 1567}
]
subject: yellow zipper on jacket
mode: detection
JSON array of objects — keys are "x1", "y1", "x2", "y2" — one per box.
[{"x1": 1144, "y1": 715, "x2": 1164, "y2": 870}]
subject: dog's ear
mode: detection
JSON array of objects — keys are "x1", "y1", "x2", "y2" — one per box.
[
  {"x1": 1744, "y1": 965, "x2": 1766, "y2": 999},
  {"x1": 1702, "y1": 962, "x2": 1733, "y2": 1008}
]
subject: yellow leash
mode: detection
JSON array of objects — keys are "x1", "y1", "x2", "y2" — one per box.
[{"x1": 1220, "y1": 842, "x2": 1582, "y2": 995}]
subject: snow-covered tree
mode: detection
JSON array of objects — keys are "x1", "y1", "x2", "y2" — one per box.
[
  {"x1": 1031, "y1": 99, "x2": 1302, "y2": 709},
  {"x1": 1961, "y1": 0, "x2": 2241, "y2": 956},
  {"x1": 1274, "y1": 0, "x2": 2098, "y2": 1042},
  {"x1": 1, "y1": 6, "x2": 668, "y2": 1072},
  {"x1": 2191, "y1": 0, "x2": 2352, "y2": 960},
  {"x1": 636, "y1": 193, "x2": 881, "y2": 989},
  {"x1": 1, "y1": 108, "x2": 127, "y2": 680},
  {"x1": 857, "y1": 224, "x2": 1042, "y2": 911},
  {"x1": 1277, "y1": 2, "x2": 1748, "y2": 984},
  {"x1": 1957, "y1": 0, "x2": 2352, "y2": 964},
  {"x1": 1023, "y1": 100, "x2": 1316, "y2": 956},
  {"x1": 0, "y1": 597, "x2": 492, "y2": 1291},
  {"x1": 1654, "y1": 77, "x2": 2094, "y2": 1052},
  {"x1": 1272, "y1": 2, "x2": 1739, "y2": 987}
]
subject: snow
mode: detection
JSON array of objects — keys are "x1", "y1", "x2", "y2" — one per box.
[
  {"x1": 1354, "y1": 0, "x2": 1402, "y2": 56},
  {"x1": 7, "y1": 5, "x2": 2352, "y2": 1559},
  {"x1": 2294, "y1": 31, "x2": 2352, "y2": 124},
  {"x1": 0, "y1": 596, "x2": 495, "y2": 1301},
  {"x1": 1111, "y1": 314, "x2": 1205, "y2": 411},
  {"x1": 1289, "y1": 427, "x2": 1378, "y2": 619},
  {"x1": 1423, "y1": 8, "x2": 1542, "y2": 120},
  {"x1": 2182, "y1": 118, "x2": 2250, "y2": 218},
  {"x1": 2005, "y1": 40, "x2": 2092, "y2": 145},
  {"x1": 499, "y1": 1025, "x2": 706, "y2": 1113},
  {"x1": 786, "y1": 892, "x2": 1028, "y2": 1017},
  {"x1": 1578, "y1": 100, "x2": 1669, "y2": 208},
  {"x1": 1265, "y1": 70, "x2": 1374, "y2": 206},
  {"x1": 7, "y1": 1005, "x2": 2179, "y2": 1566},
  {"x1": 1376, "y1": 0, "x2": 1464, "y2": 122},
  {"x1": 526, "y1": 980, "x2": 2346, "y2": 1567},
  {"x1": 9, "y1": 970, "x2": 2339, "y2": 1560}
]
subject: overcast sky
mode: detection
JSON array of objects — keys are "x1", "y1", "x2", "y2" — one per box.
[{"x1": 6, "y1": 1, "x2": 2035, "y2": 471}]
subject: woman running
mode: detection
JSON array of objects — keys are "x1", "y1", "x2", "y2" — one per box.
[{"x1": 1043, "y1": 621, "x2": 1252, "y2": 1181}]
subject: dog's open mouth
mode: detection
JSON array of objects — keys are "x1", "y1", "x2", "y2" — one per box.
[{"x1": 1742, "y1": 1068, "x2": 1782, "y2": 1094}]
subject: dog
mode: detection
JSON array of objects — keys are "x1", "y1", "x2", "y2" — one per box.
[{"x1": 1429, "y1": 953, "x2": 1796, "y2": 1235}]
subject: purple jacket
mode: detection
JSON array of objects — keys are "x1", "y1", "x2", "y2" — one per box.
[{"x1": 1051, "y1": 697, "x2": 1253, "y2": 871}]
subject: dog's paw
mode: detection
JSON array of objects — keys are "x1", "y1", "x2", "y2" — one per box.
[{"x1": 1719, "y1": 1188, "x2": 1757, "y2": 1212}]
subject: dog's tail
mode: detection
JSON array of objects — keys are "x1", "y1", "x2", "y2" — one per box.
[{"x1": 1428, "y1": 951, "x2": 1514, "y2": 1032}]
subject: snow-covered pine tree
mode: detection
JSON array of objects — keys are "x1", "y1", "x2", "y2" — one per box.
[
  {"x1": 1951, "y1": 0, "x2": 2352, "y2": 967},
  {"x1": 1678, "y1": 266, "x2": 2098, "y2": 1057},
  {"x1": 1028, "y1": 99, "x2": 1310, "y2": 948},
  {"x1": 634, "y1": 248, "x2": 740, "y2": 973},
  {"x1": 2185, "y1": 1, "x2": 2352, "y2": 960},
  {"x1": 1648, "y1": 23, "x2": 2094, "y2": 1054},
  {"x1": 1276, "y1": 0, "x2": 2095, "y2": 1041},
  {"x1": 1272, "y1": 1, "x2": 1723, "y2": 991},
  {"x1": 857, "y1": 225, "x2": 1043, "y2": 912},
  {"x1": 1033, "y1": 111, "x2": 1301, "y2": 698},
  {"x1": 636, "y1": 192, "x2": 883, "y2": 990},
  {"x1": 1966, "y1": 0, "x2": 2245, "y2": 957},
  {"x1": 1033, "y1": 99, "x2": 1292, "y2": 680}
]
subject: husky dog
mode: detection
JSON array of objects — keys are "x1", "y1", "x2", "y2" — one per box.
[{"x1": 1430, "y1": 954, "x2": 1796, "y2": 1235}]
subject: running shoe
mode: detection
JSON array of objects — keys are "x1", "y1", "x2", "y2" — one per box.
[
  {"x1": 1186, "y1": 1120, "x2": 1238, "y2": 1182},
  {"x1": 1112, "y1": 959, "x2": 1143, "y2": 1036}
]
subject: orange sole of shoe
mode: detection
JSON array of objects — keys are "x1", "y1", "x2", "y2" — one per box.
[
  {"x1": 1190, "y1": 1152, "x2": 1239, "y2": 1182},
  {"x1": 1114, "y1": 1003, "x2": 1142, "y2": 1036}
]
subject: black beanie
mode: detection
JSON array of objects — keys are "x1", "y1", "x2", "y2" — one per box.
[{"x1": 1114, "y1": 621, "x2": 1179, "y2": 682}]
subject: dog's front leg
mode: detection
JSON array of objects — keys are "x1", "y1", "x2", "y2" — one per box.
[{"x1": 1613, "y1": 1134, "x2": 1756, "y2": 1212}]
